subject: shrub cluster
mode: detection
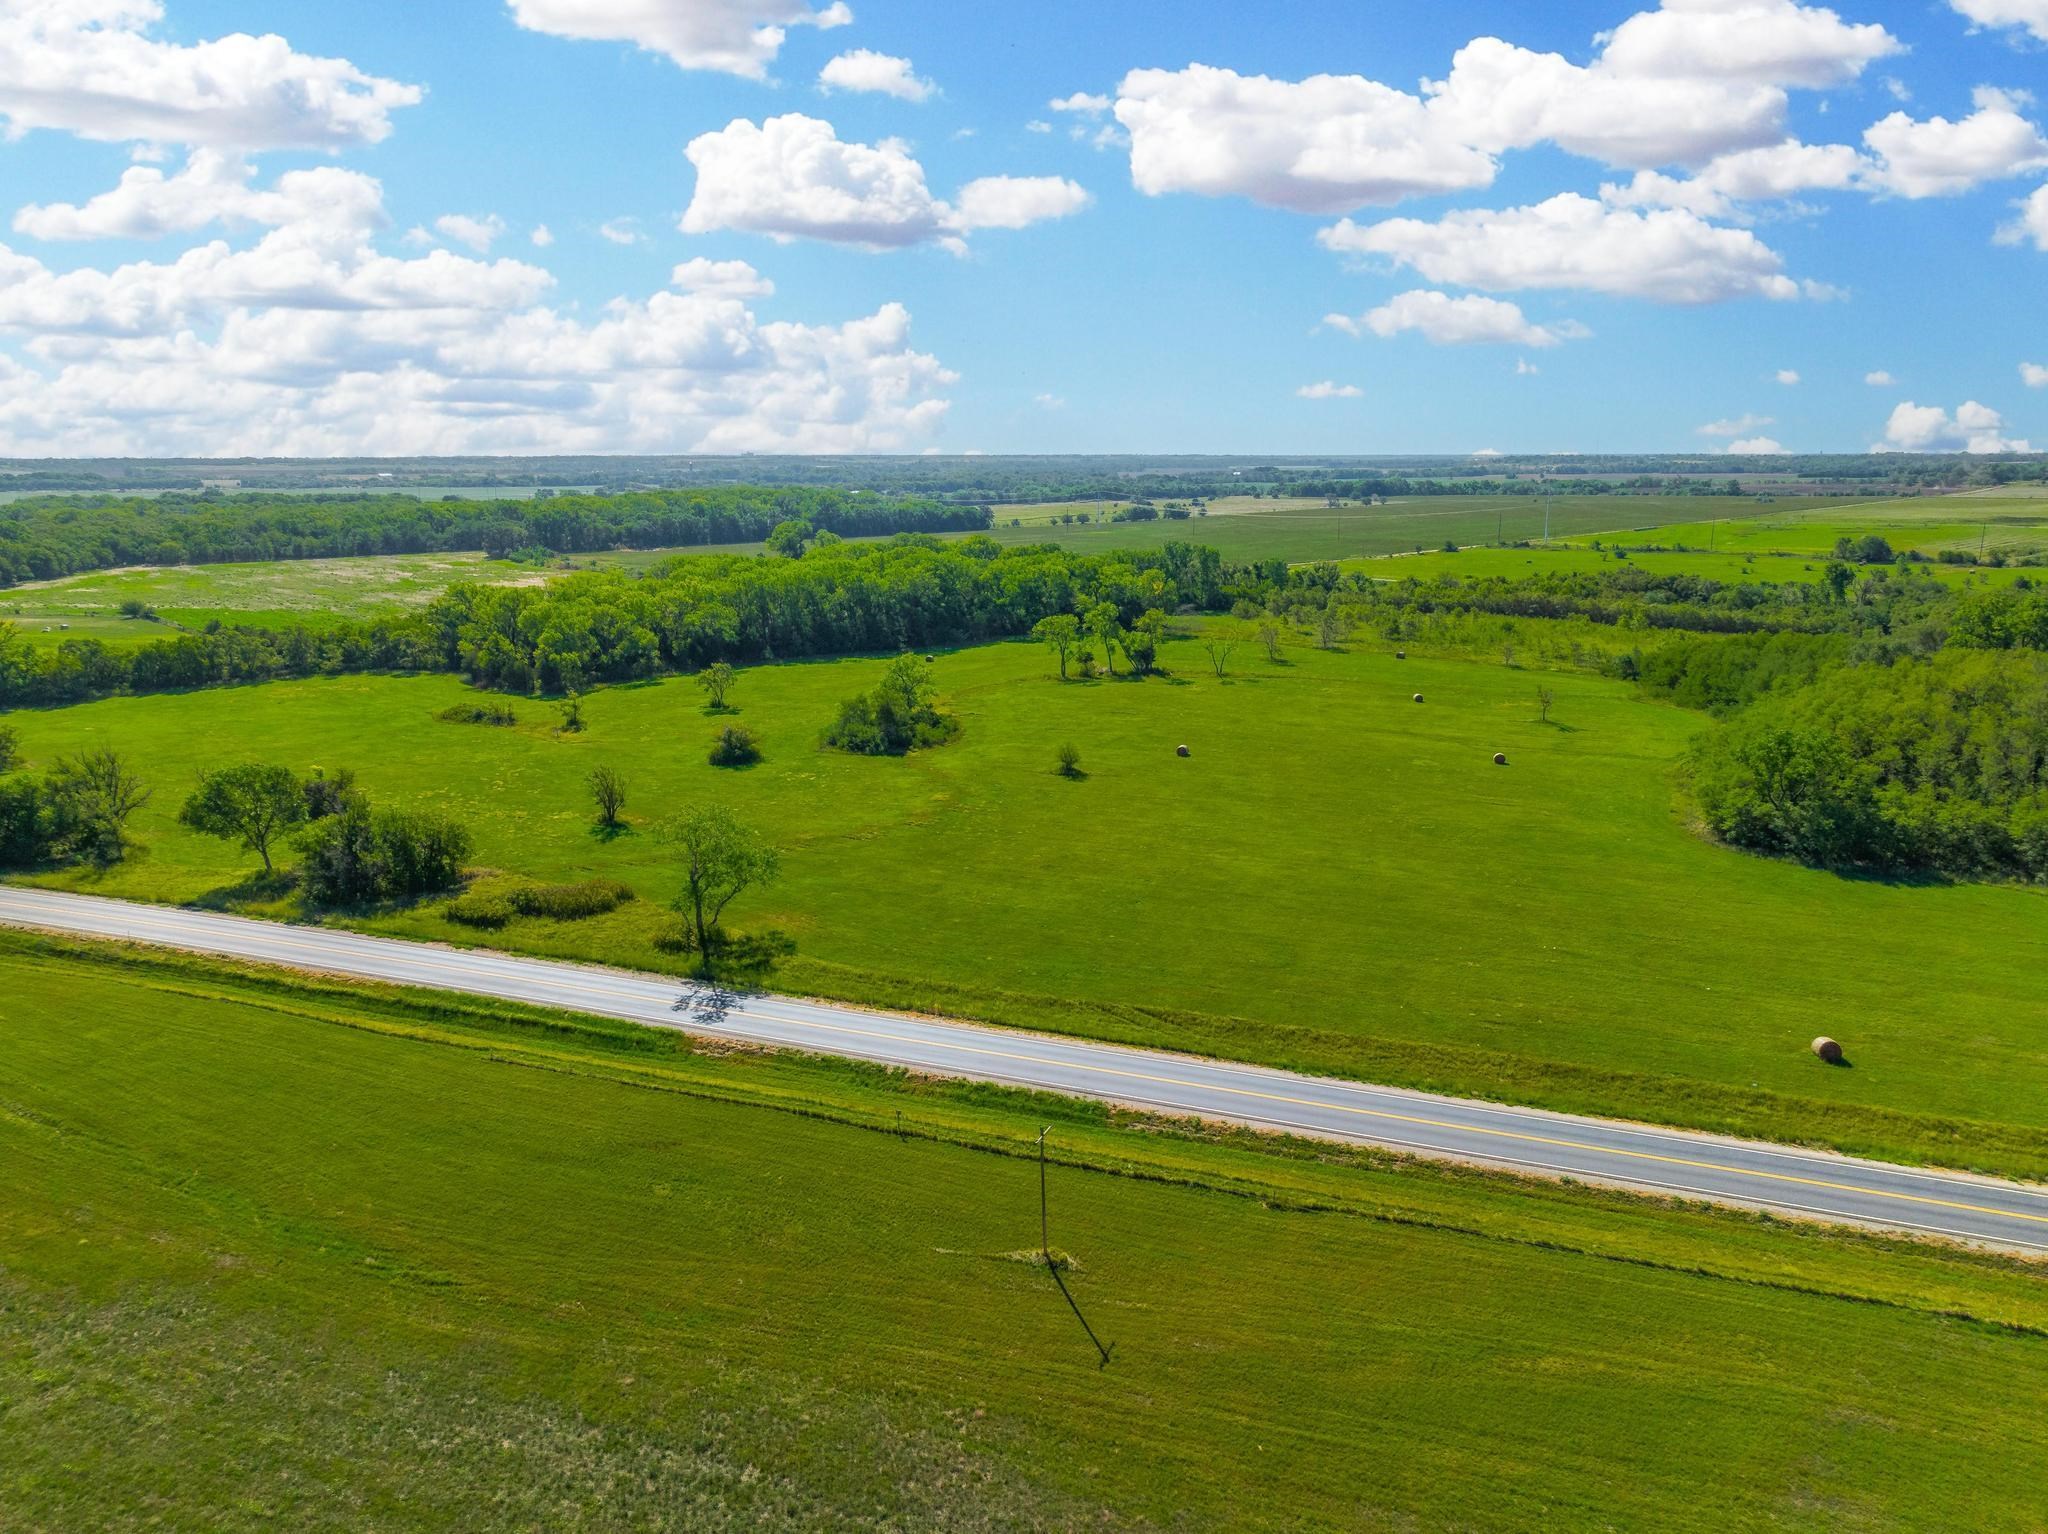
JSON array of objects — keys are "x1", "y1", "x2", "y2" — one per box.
[
  {"x1": 445, "y1": 877, "x2": 635, "y2": 928},
  {"x1": 0, "y1": 748, "x2": 151, "y2": 868},
  {"x1": 437, "y1": 702, "x2": 518, "y2": 726},
  {"x1": 824, "y1": 654, "x2": 959, "y2": 756},
  {"x1": 297, "y1": 796, "x2": 473, "y2": 906},
  {"x1": 709, "y1": 725, "x2": 762, "y2": 767}
]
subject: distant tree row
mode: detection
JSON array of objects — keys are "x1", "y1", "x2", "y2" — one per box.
[
  {"x1": 0, "y1": 537, "x2": 1231, "y2": 708},
  {"x1": 0, "y1": 486, "x2": 993, "y2": 586}
]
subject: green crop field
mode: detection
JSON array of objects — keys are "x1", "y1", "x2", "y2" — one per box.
[
  {"x1": 1356, "y1": 545, "x2": 2036, "y2": 588},
  {"x1": 1603, "y1": 496, "x2": 2048, "y2": 562},
  {"x1": 1, "y1": 552, "x2": 548, "y2": 649},
  {"x1": 5, "y1": 936, "x2": 2047, "y2": 1532},
  {"x1": 12, "y1": 626, "x2": 2048, "y2": 1177},
  {"x1": 977, "y1": 494, "x2": 1838, "y2": 563}
]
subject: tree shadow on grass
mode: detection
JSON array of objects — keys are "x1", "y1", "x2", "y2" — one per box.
[
  {"x1": 661, "y1": 927, "x2": 797, "y2": 993},
  {"x1": 192, "y1": 867, "x2": 302, "y2": 910},
  {"x1": 588, "y1": 820, "x2": 635, "y2": 844}
]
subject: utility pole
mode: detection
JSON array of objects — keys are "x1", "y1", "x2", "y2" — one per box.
[
  {"x1": 1036, "y1": 1128, "x2": 1113, "y2": 1368},
  {"x1": 1542, "y1": 473, "x2": 1552, "y2": 547},
  {"x1": 1038, "y1": 1127, "x2": 1051, "y2": 1259}
]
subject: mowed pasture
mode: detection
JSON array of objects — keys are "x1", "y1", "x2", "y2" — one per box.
[
  {"x1": 5, "y1": 944, "x2": 2048, "y2": 1533},
  {"x1": 975, "y1": 494, "x2": 1839, "y2": 563},
  {"x1": 1, "y1": 551, "x2": 546, "y2": 649},
  {"x1": 12, "y1": 629, "x2": 2048, "y2": 1173}
]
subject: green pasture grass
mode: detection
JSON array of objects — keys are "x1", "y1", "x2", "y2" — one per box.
[
  {"x1": 10, "y1": 628, "x2": 2048, "y2": 1176},
  {"x1": 4, "y1": 937, "x2": 2048, "y2": 1532},
  {"x1": 1610, "y1": 496, "x2": 2048, "y2": 560},
  {"x1": 1357, "y1": 545, "x2": 2037, "y2": 588},
  {"x1": 976, "y1": 495, "x2": 1834, "y2": 563},
  {"x1": 1, "y1": 551, "x2": 544, "y2": 637}
]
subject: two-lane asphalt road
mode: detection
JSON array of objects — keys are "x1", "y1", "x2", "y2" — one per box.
[{"x1": 6, "y1": 884, "x2": 2048, "y2": 1254}]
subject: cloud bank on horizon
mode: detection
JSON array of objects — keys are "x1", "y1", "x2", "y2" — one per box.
[{"x1": 0, "y1": 0, "x2": 2041, "y2": 455}]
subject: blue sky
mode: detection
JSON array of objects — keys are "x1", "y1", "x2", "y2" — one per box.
[{"x1": 0, "y1": 0, "x2": 2044, "y2": 456}]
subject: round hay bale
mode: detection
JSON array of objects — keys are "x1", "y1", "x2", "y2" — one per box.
[
  {"x1": 1176, "y1": 744, "x2": 1192, "y2": 759},
  {"x1": 1811, "y1": 1036, "x2": 1845, "y2": 1065},
  {"x1": 1395, "y1": 650, "x2": 1407, "y2": 660},
  {"x1": 1494, "y1": 753, "x2": 1509, "y2": 766},
  {"x1": 1413, "y1": 693, "x2": 1425, "y2": 704}
]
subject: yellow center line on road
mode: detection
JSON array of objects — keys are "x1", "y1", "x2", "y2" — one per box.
[{"x1": 13, "y1": 899, "x2": 2048, "y2": 1233}]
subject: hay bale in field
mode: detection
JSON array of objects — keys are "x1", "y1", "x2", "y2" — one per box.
[
  {"x1": 1396, "y1": 650, "x2": 1407, "y2": 660},
  {"x1": 1176, "y1": 744, "x2": 1192, "y2": 758},
  {"x1": 1494, "y1": 753, "x2": 1509, "y2": 766},
  {"x1": 1811, "y1": 1036, "x2": 1845, "y2": 1065},
  {"x1": 1413, "y1": 693, "x2": 1425, "y2": 704}
]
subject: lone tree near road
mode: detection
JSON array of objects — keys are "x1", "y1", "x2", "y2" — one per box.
[
  {"x1": 660, "y1": 805, "x2": 780, "y2": 968},
  {"x1": 180, "y1": 763, "x2": 307, "y2": 875},
  {"x1": 588, "y1": 765, "x2": 627, "y2": 829},
  {"x1": 50, "y1": 748, "x2": 152, "y2": 867},
  {"x1": 698, "y1": 662, "x2": 738, "y2": 711},
  {"x1": 1033, "y1": 614, "x2": 1081, "y2": 680}
]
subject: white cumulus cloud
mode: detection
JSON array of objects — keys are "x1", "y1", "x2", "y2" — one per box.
[
  {"x1": 1728, "y1": 436, "x2": 1789, "y2": 454},
  {"x1": 669, "y1": 256, "x2": 774, "y2": 296},
  {"x1": 13, "y1": 151, "x2": 383, "y2": 241},
  {"x1": 0, "y1": 0, "x2": 421, "y2": 151},
  {"x1": 1329, "y1": 289, "x2": 1588, "y2": 347},
  {"x1": 1115, "y1": 65, "x2": 1498, "y2": 214},
  {"x1": 1863, "y1": 88, "x2": 2048, "y2": 198},
  {"x1": 435, "y1": 213, "x2": 507, "y2": 253},
  {"x1": 1776, "y1": 369, "x2": 1802, "y2": 384},
  {"x1": 1999, "y1": 184, "x2": 2048, "y2": 249},
  {"x1": 951, "y1": 175, "x2": 1091, "y2": 230},
  {"x1": 681, "y1": 115, "x2": 1086, "y2": 249},
  {"x1": 819, "y1": 49, "x2": 934, "y2": 102},
  {"x1": 506, "y1": 0, "x2": 851, "y2": 79},
  {"x1": 1297, "y1": 381, "x2": 1363, "y2": 399},
  {"x1": 0, "y1": 190, "x2": 953, "y2": 454},
  {"x1": 1110, "y1": 4, "x2": 1901, "y2": 215},
  {"x1": 1878, "y1": 399, "x2": 2032, "y2": 453},
  {"x1": 1866, "y1": 369, "x2": 1897, "y2": 385},
  {"x1": 1699, "y1": 412, "x2": 1776, "y2": 437},
  {"x1": 2021, "y1": 362, "x2": 2048, "y2": 387},
  {"x1": 1950, "y1": 0, "x2": 2048, "y2": 42},
  {"x1": 1600, "y1": 139, "x2": 1868, "y2": 219},
  {"x1": 1320, "y1": 193, "x2": 1808, "y2": 304}
]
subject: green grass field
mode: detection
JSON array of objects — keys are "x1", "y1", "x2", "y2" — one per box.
[
  {"x1": 977, "y1": 495, "x2": 1839, "y2": 563},
  {"x1": 1357, "y1": 545, "x2": 2035, "y2": 588},
  {"x1": 11, "y1": 627, "x2": 2048, "y2": 1177},
  {"x1": 6, "y1": 936, "x2": 2048, "y2": 1532},
  {"x1": 1, "y1": 552, "x2": 547, "y2": 649},
  {"x1": 1603, "y1": 495, "x2": 2048, "y2": 562}
]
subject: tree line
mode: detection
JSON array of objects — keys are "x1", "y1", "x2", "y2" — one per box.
[
  {"x1": 0, "y1": 537, "x2": 1231, "y2": 707},
  {"x1": 0, "y1": 486, "x2": 993, "y2": 586}
]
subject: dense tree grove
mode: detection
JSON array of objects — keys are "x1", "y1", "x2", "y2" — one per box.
[
  {"x1": 1343, "y1": 560, "x2": 1965, "y2": 641},
  {"x1": 0, "y1": 486, "x2": 993, "y2": 586},
  {"x1": 0, "y1": 537, "x2": 1226, "y2": 707},
  {"x1": 1691, "y1": 650, "x2": 2048, "y2": 880}
]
